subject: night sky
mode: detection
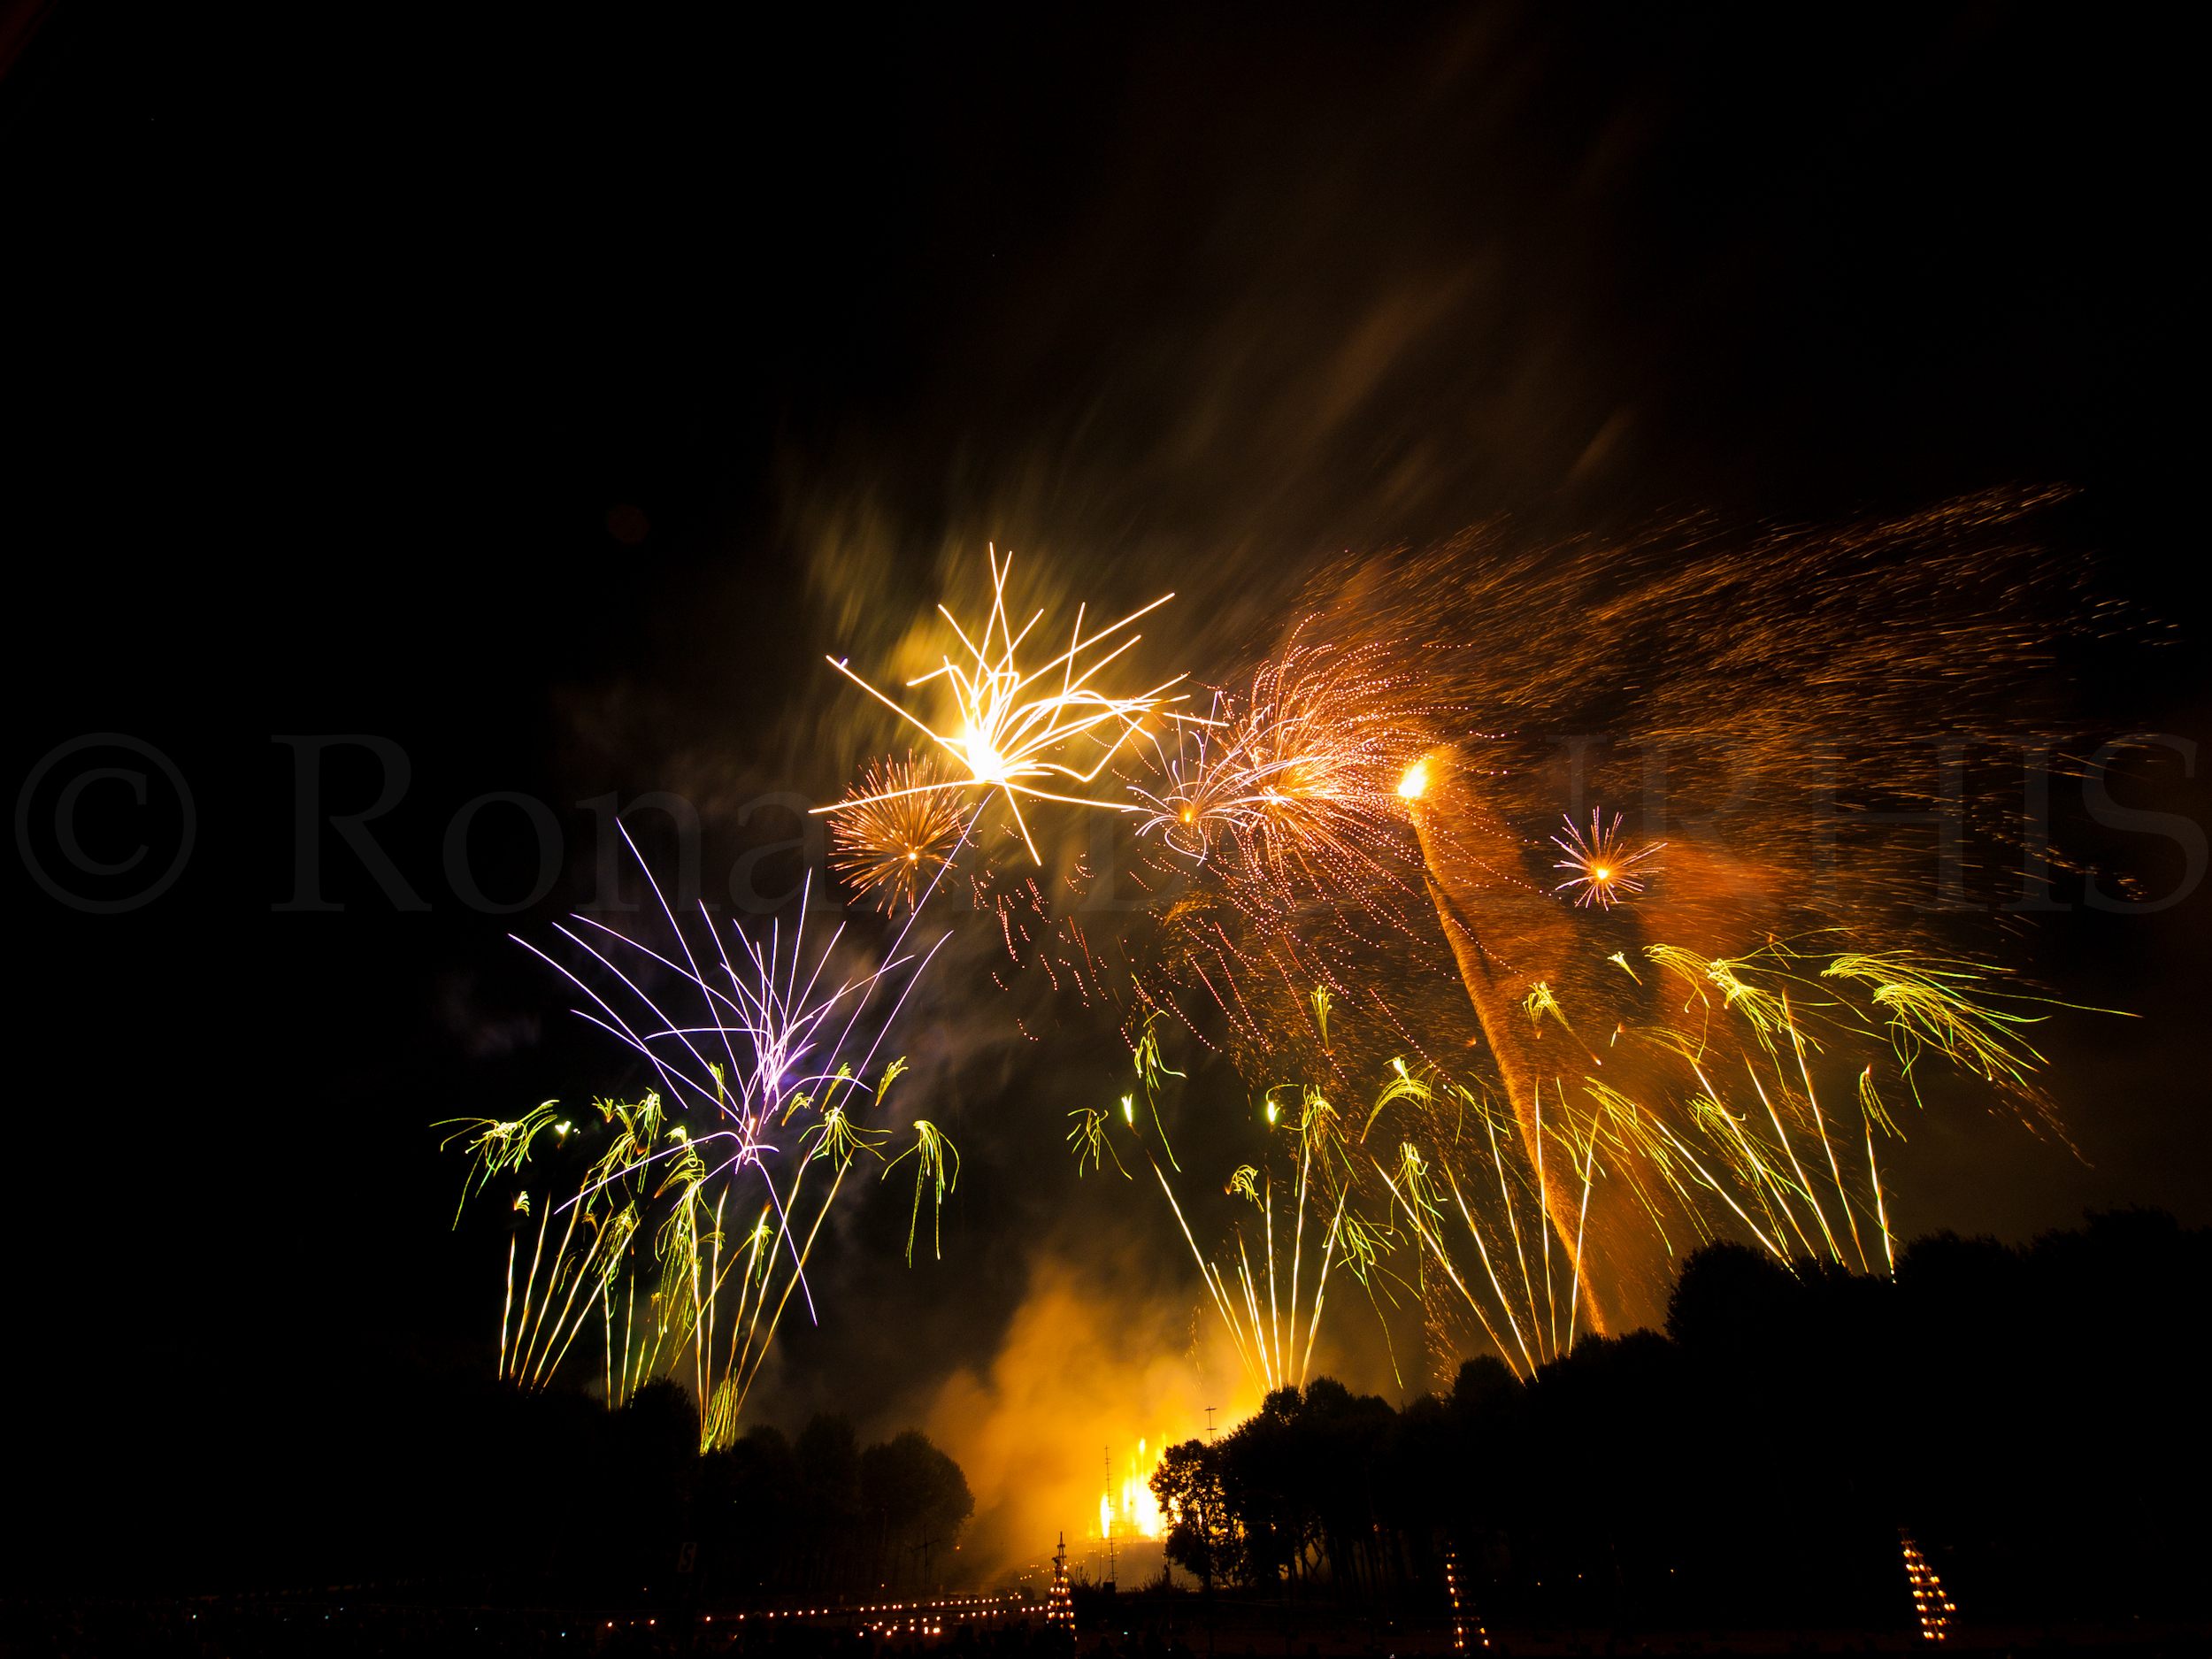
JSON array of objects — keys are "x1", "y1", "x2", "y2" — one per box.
[{"x1": 6, "y1": 4, "x2": 2202, "y2": 1594}]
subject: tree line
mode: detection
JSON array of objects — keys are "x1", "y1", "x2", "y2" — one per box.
[
  {"x1": 1149, "y1": 1209, "x2": 2208, "y2": 1629},
  {"x1": 707, "y1": 1402, "x2": 977, "y2": 1601},
  {"x1": 380, "y1": 1378, "x2": 973, "y2": 1608}
]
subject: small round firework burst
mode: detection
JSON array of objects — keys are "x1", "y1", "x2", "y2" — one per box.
[
  {"x1": 1551, "y1": 809, "x2": 1663, "y2": 909},
  {"x1": 829, "y1": 754, "x2": 972, "y2": 912}
]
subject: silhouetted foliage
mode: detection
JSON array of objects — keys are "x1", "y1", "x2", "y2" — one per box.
[
  {"x1": 863, "y1": 1429, "x2": 977, "y2": 1592},
  {"x1": 1150, "y1": 1210, "x2": 2208, "y2": 1628},
  {"x1": 1153, "y1": 1439, "x2": 1231, "y2": 1589},
  {"x1": 331, "y1": 1379, "x2": 975, "y2": 1609}
]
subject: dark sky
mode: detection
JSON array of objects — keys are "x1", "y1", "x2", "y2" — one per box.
[{"x1": 6, "y1": 3, "x2": 2202, "y2": 1593}]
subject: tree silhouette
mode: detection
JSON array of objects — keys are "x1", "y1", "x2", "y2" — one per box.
[
  {"x1": 863, "y1": 1428, "x2": 975, "y2": 1591},
  {"x1": 1126, "y1": 1211, "x2": 2208, "y2": 1628},
  {"x1": 1152, "y1": 1439, "x2": 1232, "y2": 1590}
]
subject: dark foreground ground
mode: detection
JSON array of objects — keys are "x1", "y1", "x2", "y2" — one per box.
[{"x1": 2, "y1": 1598, "x2": 2204, "y2": 1659}]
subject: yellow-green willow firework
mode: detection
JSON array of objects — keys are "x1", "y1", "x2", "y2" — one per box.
[{"x1": 885, "y1": 1118, "x2": 960, "y2": 1265}]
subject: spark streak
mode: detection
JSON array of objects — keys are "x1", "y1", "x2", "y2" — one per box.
[{"x1": 818, "y1": 548, "x2": 1187, "y2": 863}]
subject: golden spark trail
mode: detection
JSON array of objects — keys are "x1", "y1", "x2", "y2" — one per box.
[
  {"x1": 1273, "y1": 1229, "x2": 1294, "y2": 1385},
  {"x1": 1792, "y1": 1000, "x2": 1868, "y2": 1272},
  {"x1": 1287, "y1": 1140, "x2": 1308, "y2": 1381},
  {"x1": 1862, "y1": 1069, "x2": 1897, "y2": 1279},
  {"x1": 1486, "y1": 1110, "x2": 1544, "y2": 1363},
  {"x1": 1565, "y1": 1111, "x2": 1597, "y2": 1353},
  {"x1": 509, "y1": 1198, "x2": 551, "y2": 1382},
  {"x1": 1402, "y1": 755, "x2": 1609, "y2": 1335},
  {"x1": 1440, "y1": 1164, "x2": 1539, "y2": 1379},
  {"x1": 499, "y1": 1231, "x2": 518, "y2": 1381},
  {"x1": 1237, "y1": 1231, "x2": 1267, "y2": 1383},
  {"x1": 1536, "y1": 1084, "x2": 1557, "y2": 1358},
  {"x1": 1149, "y1": 1155, "x2": 1266, "y2": 1387},
  {"x1": 1378, "y1": 1156, "x2": 1526, "y2": 1382},
  {"x1": 1747, "y1": 1064, "x2": 1834, "y2": 1263},
  {"x1": 1298, "y1": 1187, "x2": 1351, "y2": 1383}
]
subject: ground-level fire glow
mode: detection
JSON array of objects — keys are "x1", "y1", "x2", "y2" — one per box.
[{"x1": 1094, "y1": 1440, "x2": 1164, "y2": 1540}]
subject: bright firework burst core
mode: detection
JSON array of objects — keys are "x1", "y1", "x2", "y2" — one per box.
[
  {"x1": 817, "y1": 546, "x2": 1187, "y2": 864},
  {"x1": 830, "y1": 754, "x2": 972, "y2": 913},
  {"x1": 1550, "y1": 808, "x2": 1662, "y2": 908}
]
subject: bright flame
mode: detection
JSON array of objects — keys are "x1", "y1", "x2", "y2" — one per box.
[
  {"x1": 1097, "y1": 1440, "x2": 1164, "y2": 1541},
  {"x1": 1397, "y1": 759, "x2": 1429, "y2": 800}
]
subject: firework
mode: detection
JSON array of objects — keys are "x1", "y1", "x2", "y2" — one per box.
[
  {"x1": 1132, "y1": 639, "x2": 1437, "y2": 891},
  {"x1": 822, "y1": 490, "x2": 2124, "y2": 1375},
  {"x1": 1118, "y1": 488, "x2": 2105, "y2": 1077},
  {"x1": 1082, "y1": 1018, "x2": 1412, "y2": 1397},
  {"x1": 442, "y1": 833, "x2": 955, "y2": 1448},
  {"x1": 441, "y1": 1100, "x2": 572, "y2": 1225},
  {"x1": 1358, "y1": 919, "x2": 2100, "y2": 1360},
  {"x1": 818, "y1": 546, "x2": 1189, "y2": 864},
  {"x1": 1106, "y1": 641, "x2": 1462, "y2": 1097},
  {"x1": 1402, "y1": 683, "x2": 2110, "y2": 1338},
  {"x1": 1128, "y1": 689, "x2": 1253, "y2": 862},
  {"x1": 1373, "y1": 1071, "x2": 1599, "y2": 1382},
  {"x1": 884, "y1": 1113, "x2": 958, "y2": 1266},
  {"x1": 1550, "y1": 809, "x2": 1663, "y2": 908},
  {"x1": 1153, "y1": 511, "x2": 2114, "y2": 1360},
  {"x1": 830, "y1": 754, "x2": 972, "y2": 913}
]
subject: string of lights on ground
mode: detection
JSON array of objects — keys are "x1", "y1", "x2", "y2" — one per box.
[
  {"x1": 1898, "y1": 1531, "x2": 1956, "y2": 1643},
  {"x1": 157, "y1": 1594, "x2": 2144, "y2": 1657},
  {"x1": 566, "y1": 1537, "x2": 1963, "y2": 1651}
]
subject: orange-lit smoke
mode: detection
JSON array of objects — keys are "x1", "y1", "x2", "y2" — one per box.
[{"x1": 921, "y1": 1250, "x2": 1263, "y2": 1585}]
